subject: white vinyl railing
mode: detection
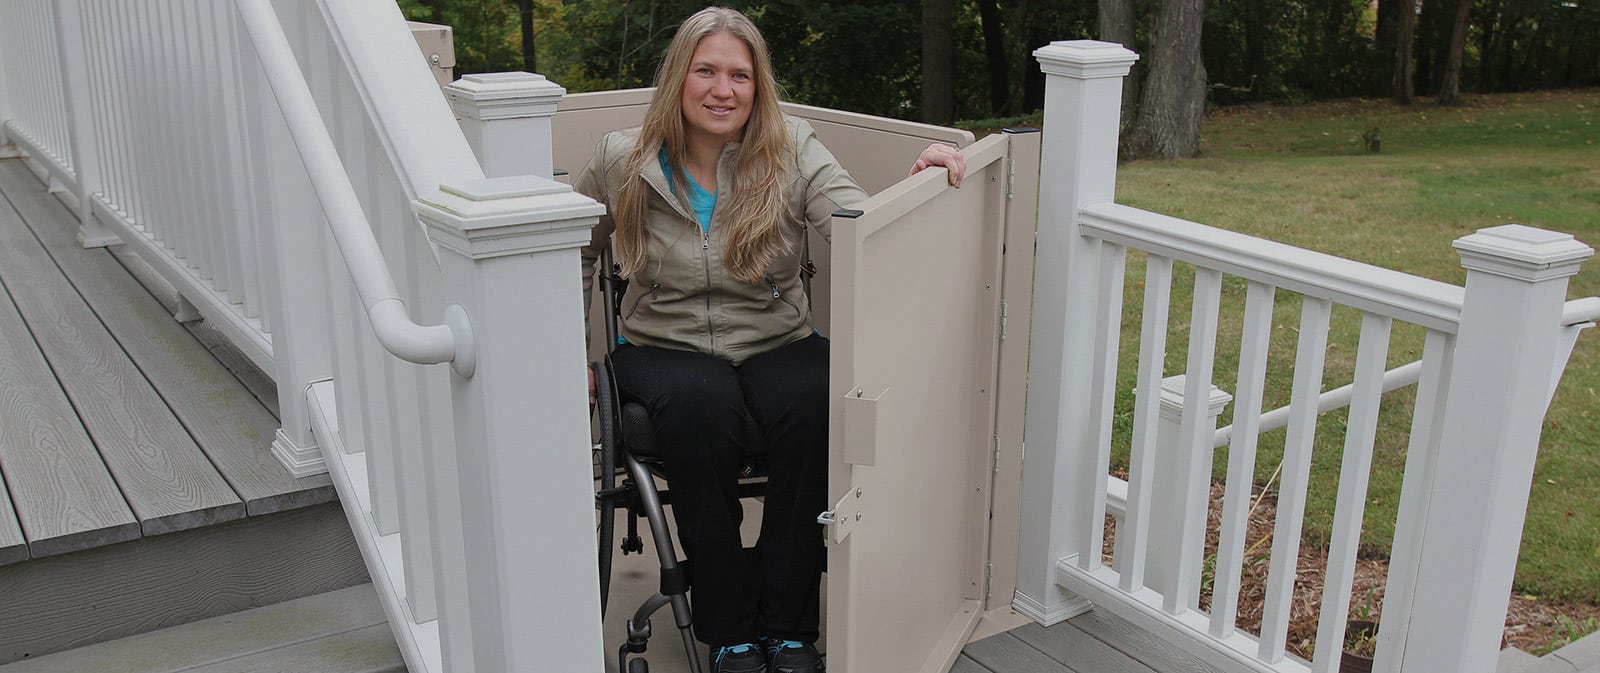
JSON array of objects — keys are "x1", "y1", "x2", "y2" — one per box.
[
  {"x1": 9, "y1": 8, "x2": 1597, "y2": 673},
  {"x1": 1014, "y1": 41, "x2": 1596, "y2": 673},
  {"x1": 0, "y1": 2, "x2": 607, "y2": 672}
]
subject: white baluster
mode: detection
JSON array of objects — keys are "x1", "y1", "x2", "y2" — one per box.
[
  {"x1": 1166, "y1": 268, "x2": 1226, "y2": 614},
  {"x1": 1210, "y1": 280, "x2": 1275, "y2": 638},
  {"x1": 1120, "y1": 254, "x2": 1173, "y2": 592},
  {"x1": 1259, "y1": 296, "x2": 1331, "y2": 663},
  {"x1": 1015, "y1": 39, "x2": 1139, "y2": 625},
  {"x1": 1400, "y1": 225, "x2": 1592, "y2": 673},
  {"x1": 1084, "y1": 240, "x2": 1127, "y2": 575},
  {"x1": 1310, "y1": 312, "x2": 1391, "y2": 673}
]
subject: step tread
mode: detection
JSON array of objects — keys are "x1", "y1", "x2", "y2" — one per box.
[{"x1": 0, "y1": 584, "x2": 393, "y2": 673}]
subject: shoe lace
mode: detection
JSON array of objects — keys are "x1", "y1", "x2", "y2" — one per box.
[{"x1": 714, "y1": 643, "x2": 758, "y2": 665}]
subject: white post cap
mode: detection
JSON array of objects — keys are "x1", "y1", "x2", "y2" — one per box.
[
  {"x1": 1454, "y1": 224, "x2": 1593, "y2": 281},
  {"x1": 415, "y1": 175, "x2": 603, "y2": 259},
  {"x1": 1034, "y1": 40, "x2": 1140, "y2": 80},
  {"x1": 445, "y1": 72, "x2": 566, "y2": 121},
  {"x1": 1157, "y1": 374, "x2": 1234, "y2": 422}
]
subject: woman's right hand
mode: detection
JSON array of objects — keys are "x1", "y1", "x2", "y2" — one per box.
[{"x1": 910, "y1": 143, "x2": 967, "y2": 188}]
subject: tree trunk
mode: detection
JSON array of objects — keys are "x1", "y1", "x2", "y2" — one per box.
[
  {"x1": 1020, "y1": 0, "x2": 1048, "y2": 112},
  {"x1": 1394, "y1": 0, "x2": 1417, "y2": 104},
  {"x1": 921, "y1": 0, "x2": 955, "y2": 125},
  {"x1": 1123, "y1": 0, "x2": 1207, "y2": 159},
  {"x1": 1438, "y1": 0, "x2": 1471, "y2": 104},
  {"x1": 1099, "y1": 0, "x2": 1140, "y2": 126},
  {"x1": 1373, "y1": 0, "x2": 1400, "y2": 97},
  {"x1": 977, "y1": 0, "x2": 1011, "y2": 117},
  {"x1": 517, "y1": 0, "x2": 535, "y2": 73}
]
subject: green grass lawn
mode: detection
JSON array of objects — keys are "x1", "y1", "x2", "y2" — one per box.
[{"x1": 1103, "y1": 89, "x2": 1600, "y2": 605}]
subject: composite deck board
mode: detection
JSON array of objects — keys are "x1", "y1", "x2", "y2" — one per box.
[
  {"x1": 965, "y1": 632, "x2": 1081, "y2": 673},
  {"x1": 3, "y1": 167, "x2": 326, "y2": 515},
  {"x1": 0, "y1": 178, "x2": 244, "y2": 536},
  {"x1": 0, "y1": 474, "x2": 26, "y2": 567},
  {"x1": 1065, "y1": 610, "x2": 1226, "y2": 673},
  {"x1": 1011, "y1": 621, "x2": 1158, "y2": 673},
  {"x1": 105, "y1": 245, "x2": 282, "y2": 419},
  {"x1": 0, "y1": 248, "x2": 139, "y2": 559},
  {"x1": 0, "y1": 287, "x2": 30, "y2": 565},
  {"x1": 952, "y1": 654, "x2": 995, "y2": 673},
  {"x1": 957, "y1": 612, "x2": 1228, "y2": 673}
]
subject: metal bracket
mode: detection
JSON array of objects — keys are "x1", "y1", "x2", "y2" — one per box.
[{"x1": 817, "y1": 487, "x2": 863, "y2": 544}]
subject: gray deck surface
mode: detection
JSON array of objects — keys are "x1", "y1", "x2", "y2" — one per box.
[{"x1": 0, "y1": 157, "x2": 333, "y2": 562}]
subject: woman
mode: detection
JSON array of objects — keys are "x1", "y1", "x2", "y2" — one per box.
[{"x1": 576, "y1": 8, "x2": 965, "y2": 673}]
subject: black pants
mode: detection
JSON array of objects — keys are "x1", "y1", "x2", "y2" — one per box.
[{"x1": 610, "y1": 334, "x2": 828, "y2": 647}]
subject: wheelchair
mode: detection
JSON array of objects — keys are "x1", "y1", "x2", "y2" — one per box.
[{"x1": 592, "y1": 251, "x2": 786, "y2": 673}]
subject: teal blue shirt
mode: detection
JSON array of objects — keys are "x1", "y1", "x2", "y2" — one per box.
[{"x1": 658, "y1": 148, "x2": 716, "y2": 231}]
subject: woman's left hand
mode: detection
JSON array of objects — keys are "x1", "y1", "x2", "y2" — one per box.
[{"x1": 910, "y1": 143, "x2": 967, "y2": 188}]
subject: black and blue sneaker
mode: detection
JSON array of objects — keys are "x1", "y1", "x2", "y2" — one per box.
[
  {"x1": 763, "y1": 638, "x2": 824, "y2": 673},
  {"x1": 711, "y1": 643, "x2": 768, "y2": 673}
]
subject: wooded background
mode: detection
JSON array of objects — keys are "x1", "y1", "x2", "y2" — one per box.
[{"x1": 400, "y1": 0, "x2": 1600, "y2": 159}]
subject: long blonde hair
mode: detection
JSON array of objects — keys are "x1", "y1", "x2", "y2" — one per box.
[{"x1": 612, "y1": 6, "x2": 791, "y2": 285}]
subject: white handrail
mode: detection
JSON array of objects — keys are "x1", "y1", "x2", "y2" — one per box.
[
  {"x1": 1564, "y1": 296, "x2": 1600, "y2": 326},
  {"x1": 233, "y1": 0, "x2": 473, "y2": 375},
  {"x1": 1080, "y1": 201, "x2": 1466, "y2": 333}
]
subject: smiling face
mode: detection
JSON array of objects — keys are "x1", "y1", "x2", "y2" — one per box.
[{"x1": 680, "y1": 31, "x2": 755, "y2": 151}]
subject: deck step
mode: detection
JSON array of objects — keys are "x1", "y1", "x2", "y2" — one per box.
[
  {"x1": 0, "y1": 501, "x2": 368, "y2": 665},
  {"x1": 0, "y1": 584, "x2": 402, "y2": 673}
]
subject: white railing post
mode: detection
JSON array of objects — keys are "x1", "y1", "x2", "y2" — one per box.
[
  {"x1": 1014, "y1": 40, "x2": 1139, "y2": 624},
  {"x1": 257, "y1": 74, "x2": 334, "y2": 477},
  {"x1": 444, "y1": 72, "x2": 565, "y2": 179},
  {"x1": 51, "y1": 0, "x2": 117, "y2": 246},
  {"x1": 1398, "y1": 224, "x2": 1591, "y2": 673},
  {"x1": 416, "y1": 174, "x2": 605, "y2": 673},
  {"x1": 1146, "y1": 375, "x2": 1231, "y2": 604}
]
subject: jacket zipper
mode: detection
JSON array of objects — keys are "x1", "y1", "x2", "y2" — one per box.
[{"x1": 703, "y1": 229, "x2": 715, "y2": 353}]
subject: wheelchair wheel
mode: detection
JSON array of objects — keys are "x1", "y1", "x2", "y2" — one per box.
[{"x1": 595, "y1": 359, "x2": 622, "y2": 615}]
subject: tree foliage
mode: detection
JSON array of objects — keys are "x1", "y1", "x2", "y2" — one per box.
[{"x1": 399, "y1": 0, "x2": 1599, "y2": 138}]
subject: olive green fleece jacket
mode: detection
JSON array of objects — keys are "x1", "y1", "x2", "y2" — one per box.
[{"x1": 576, "y1": 117, "x2": 868, "y2": 365}]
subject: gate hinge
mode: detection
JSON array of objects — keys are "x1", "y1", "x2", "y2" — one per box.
[
  {"x1": 999, "y1": 300, "x2": 1008, "y2": 341},
  {"x1": 993, "y1": 436, "x2": 1001, "y2": 475},
  {"x1": 1006, "y1": 157, "x2": 1016, "y2": 200},
  {"x1": 817, "y1": 487, "x2": 862, "y2": 544},
  {"x1": 984, "y1": 562, "x2": 994, "y2": 600}
]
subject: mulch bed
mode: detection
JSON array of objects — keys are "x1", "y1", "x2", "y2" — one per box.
[{"x1": 1100, "y1": 481, "x2": 1600, "y2": 661}]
